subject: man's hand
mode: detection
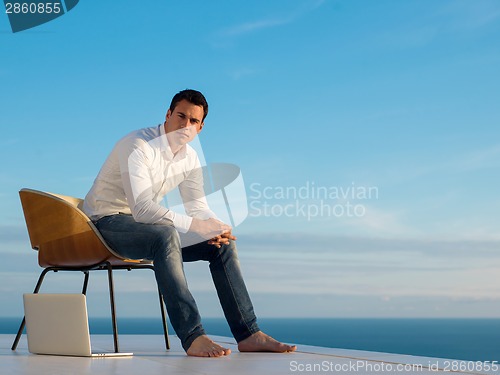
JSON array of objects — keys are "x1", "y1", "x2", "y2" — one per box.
[
  {"x1": 189, "y1": 218, "x2": 232, "y2": 240},
  {"x1": 208, "y1": 231, "x2": 237, "y2": 248}
]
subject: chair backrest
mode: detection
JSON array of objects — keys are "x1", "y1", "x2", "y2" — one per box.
[{"x1": 19, "y1": 188, "x2": 141, "y2": 267}]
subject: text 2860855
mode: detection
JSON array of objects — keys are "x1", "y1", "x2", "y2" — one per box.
[{"x1": 5, "y1": 2, "x2": 62, "y2": 14}]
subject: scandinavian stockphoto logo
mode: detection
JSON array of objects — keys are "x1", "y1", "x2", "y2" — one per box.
[
  {"x1": 249, "y1": 181, "x2": 379, "y2": 220},
  {"x1": 3, "y1": 0, "x2": 79, "y2": 33}
]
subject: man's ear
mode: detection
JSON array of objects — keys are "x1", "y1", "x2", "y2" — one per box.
[
  {"x1": 165, "y1": 109, "x2": 172, "y2": 121},
  {"x1": 197, "y1": 122, "x2": 204, "y2": 133}
]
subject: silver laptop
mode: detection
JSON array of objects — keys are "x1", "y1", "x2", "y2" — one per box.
[{"x1": 23, "y1": 293, "x2": 132, "y2": 357}]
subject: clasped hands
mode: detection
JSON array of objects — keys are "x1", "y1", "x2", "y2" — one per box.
[
  {"x1": 208, "y1": 231, "x2": 237, "y2": 248},
  {"x1": 189, "y1": 217, "x2": 237, "y2": 248}
]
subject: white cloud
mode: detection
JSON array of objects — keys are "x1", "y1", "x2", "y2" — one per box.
[
  {"x1": 435, "y1": 0, "x2": 500, "y2": 31},
  {"x1": 359, "y1": 142, "x2": 500, "y2": 190},
  {"x1": 458, "y1": 143, "x2": 500, "y2": 171},
  {"x1": 3, "y1": 232, "x2": 499, "y2": 318},
  {"x1": 213, "y1": 0, "x2": 326, "y2": 42},
  {"x1": 363, "y1": 0, "x2": 500, "y2": 52},
  {"x1": 372, "y1": 25, "x2": 439, "y2": 50},
  {"x1": 225, "y1": 234, "x2": 500, "y2": 303},
  {"x1": 219, "y1": 18, "x2": 292, "y2": 37},
  {"x1": 0, "y1": 138, "x2": 19, "y2": 146},
  {"x1": 228, "y1": 67, "x2": 259, "y2": 81},
  {"x1": 343, "y1": 204, "x2": 418, "y2": 238}
]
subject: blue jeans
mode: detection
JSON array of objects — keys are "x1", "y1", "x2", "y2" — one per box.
[{"x1": 94, "y1": 214, "x2": 260, "y2": 351}]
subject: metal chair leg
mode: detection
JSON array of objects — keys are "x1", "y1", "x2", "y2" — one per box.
[
  {"x1": 11, "y1": 267, "x2": 54, "y2": 350},
  {"x1": 105, "y1": 262, "x2": 119, "y2": 353},
  {"x1": 82, "y1": 271, "x2": 90, "y2": 295},
  {"x1": 157, "y1": 286, "x2": 170, "y2": 350}
]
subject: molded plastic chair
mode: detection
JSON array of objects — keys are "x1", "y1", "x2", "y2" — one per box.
[{"x1": 11, "y1": 188, "x2": 170, "y2": 352}]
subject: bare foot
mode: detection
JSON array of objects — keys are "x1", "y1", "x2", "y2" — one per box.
[
  {"x1": 186, "y1": 335, "x2": 232, "y2": 357},
  {"x1": 238, "y1": 331, "x2": 297, "y2": 353}
]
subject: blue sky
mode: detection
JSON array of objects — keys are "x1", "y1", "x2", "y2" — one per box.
[{"x1": 1, "y1": 0, "x2": 500, "y2": 319}]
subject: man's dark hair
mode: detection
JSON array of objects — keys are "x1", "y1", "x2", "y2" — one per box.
[{"x1": 169, "y1": 89, "x2": 209, "y2": 121}]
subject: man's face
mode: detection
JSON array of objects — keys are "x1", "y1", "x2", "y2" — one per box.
[{"x1": 164, "y1": 99, "x2": 205, "y2": 147}]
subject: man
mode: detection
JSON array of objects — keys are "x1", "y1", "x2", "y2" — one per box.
[{"x1": 83, "y1": 89, "x2": 296, "y2": 357}]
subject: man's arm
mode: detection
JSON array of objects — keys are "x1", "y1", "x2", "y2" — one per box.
[
  {"x1": 118, "y1": 139, "x2": 230, "y2": 239},
  {"x1": 178, "y1": 159, "x2": 218, "y2": 220},
  {"x1": 179, "y1": 156, "x2": 234, "y2": 243},
  {"x1": 118, "y1": 139, "x2": 193, "y2": 232}
]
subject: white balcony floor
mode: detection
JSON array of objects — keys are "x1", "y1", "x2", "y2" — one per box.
[{"x1": 1, "y1": 334, "x2": 498, "y2": 375}]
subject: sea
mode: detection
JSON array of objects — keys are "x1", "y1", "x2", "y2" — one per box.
[{"x1": 2, "y1": 317, "x2": 499, "y2": 362}]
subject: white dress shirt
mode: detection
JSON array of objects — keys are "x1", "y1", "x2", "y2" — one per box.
[{"x1": 83, "y1": 125, "x2": 217, "y2": 233}]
